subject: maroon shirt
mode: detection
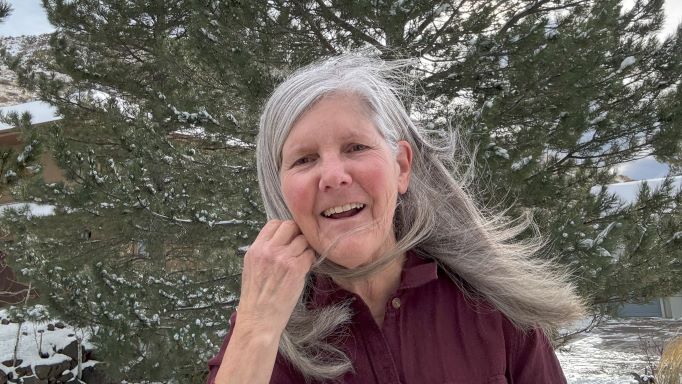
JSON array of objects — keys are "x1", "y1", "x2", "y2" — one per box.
[{"x1": 207, "y1": 253, "x2": 567, "y2": 383}]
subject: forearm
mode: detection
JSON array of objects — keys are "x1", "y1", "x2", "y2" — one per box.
[
  {"x1": 212, "y1": 219, "x2": 314, "y2": 384},
  {"x1": 213, "y1": 325, "x2": 282, "y2": 384}
]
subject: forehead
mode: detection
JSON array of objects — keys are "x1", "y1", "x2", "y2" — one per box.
[{"x1": 281, "y1": 94, "x2": 382, "y2": 153}]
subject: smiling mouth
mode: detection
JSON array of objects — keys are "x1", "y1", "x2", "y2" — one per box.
[{"x1": 321, "y1": 203, "x2": 366, "y2": 219}]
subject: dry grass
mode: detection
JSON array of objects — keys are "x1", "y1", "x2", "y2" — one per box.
[{"x1": 658, "y1": 335, "x2": 682, "y2": 384}]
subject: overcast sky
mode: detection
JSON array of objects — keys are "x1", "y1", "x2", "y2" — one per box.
[
  {"x1": 0, "y1": 0, "x2": 679, "y2": 180},
  {"x1": 0, "y1": 0, "x2": 53, "y2": 36},
  {"x1": 2, "y1": 0, "x2": 680, "y2": 38}
]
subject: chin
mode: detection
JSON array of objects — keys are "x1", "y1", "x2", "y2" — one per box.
[
  {"x1": 320, "y1": 241, "x2": 383, "y2": 270},
  {"x1": 311, "y1": 219, "x2": 398, "y2": 267},
  {"x1": 330, "y1": 258, "x2": 368, "y2": 270}
]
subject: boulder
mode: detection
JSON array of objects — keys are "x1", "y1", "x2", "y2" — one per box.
[
  {"x1": 33, "y1": 364, "x2": 51, "y2": 380},
  {"x1": 34, "y1": 360, "x2": 70, "y2": 380},
  {"x1": 81, "y1": 364, "x2": 106, "y2": 384},
  {"x1": 16, "y1": 376, "x2": 47, "y2": 384},
  {"x1": 56, "y1": 371, "x2": 74, "y2": 383},
  {"x1": 83, "y1": 349, "x2": 98, "y2": 362},
  {"x1": 1, "y1": 359, "x2": 20, "y2": 368},
  {"x1": 15, "y1": 365, "x2": 32, "y2": 377},
  {"x1": 58, "y1": 341, "x2": 82, "y2": 362}
]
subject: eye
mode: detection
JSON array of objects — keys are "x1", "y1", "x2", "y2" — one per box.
[
  {"x1": 348, "y1": 143, "x2": 369, "y2": 152},
  {"x1": 292, "y1": 155, "x2": 315, "y2": 167}
]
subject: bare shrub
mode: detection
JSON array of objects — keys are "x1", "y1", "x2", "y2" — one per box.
[{"x1": 657, "y1": 336, "x2": 682, "y2": 384}]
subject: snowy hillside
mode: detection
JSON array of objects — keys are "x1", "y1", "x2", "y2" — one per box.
[{"x1": 0, "y1": 34, "x2": 50, "y2": 106}]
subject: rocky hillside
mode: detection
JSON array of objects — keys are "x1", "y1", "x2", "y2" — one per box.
[
  {"x1": 0, "y1": 34, "x2": 50, "y2": 107},
  {"x1": 0, "y1": 307, "x2": 105, "y2": 384}
]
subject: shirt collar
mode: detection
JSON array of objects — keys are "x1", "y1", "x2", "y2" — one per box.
[
  {"x1": 310, "y1": 251, "x2": 438, "y2": 307},
  {"x1": 398, "y1": 251, "x2": 439, "y2": 289}
]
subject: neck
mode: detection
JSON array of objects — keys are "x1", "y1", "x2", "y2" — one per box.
[{"x1": 333, "y1": 252, "x2": 406, "y2": 325}]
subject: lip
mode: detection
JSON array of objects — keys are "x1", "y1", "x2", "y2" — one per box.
[
  {"x1": 319, "y1": 202, "x2": 366, "y2": 217},
  {"x1": 319, "y1": 204, "x2": 368, "y2": 223}
]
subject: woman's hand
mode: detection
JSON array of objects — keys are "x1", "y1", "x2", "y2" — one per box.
[
  {"x1": 235, "y1": 220, "x2": 316, "y2": 336},
  {"x1": 215, "y1": 220, "x2": 314, "y2": 384}
]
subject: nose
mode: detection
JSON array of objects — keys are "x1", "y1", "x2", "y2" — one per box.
[{"x1": 318, "y1": 156, "x2": 352, "y2": 191}]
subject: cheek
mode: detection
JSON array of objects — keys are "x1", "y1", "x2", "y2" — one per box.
[
  {"x1": 281, "y1": 176, "x2": 313, "y2": 220},
  {"x1": 360, "y1": 161, "x2": 398, "y2": 201}
]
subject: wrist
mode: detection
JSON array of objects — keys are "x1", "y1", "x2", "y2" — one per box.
[
  {"x1": 232, "y1": 320, "x2": 283, "y2": 347},
  {"x1": 215, "y1": 321, "x2": 282, "y2": 384}
]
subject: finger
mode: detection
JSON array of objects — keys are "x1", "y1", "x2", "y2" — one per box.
[
  {"x1": 287, "y1": 234, "x2": 309, "y2": 256},
  {"x1": 270, "y1": 220, "x2": 301, "y2": 245},
  {"x1": 298, "y1": 249, "x2": 317, "y2": 270},
  {"x1": 258, "y1": 220, "x2": 283, "y2": 241}
]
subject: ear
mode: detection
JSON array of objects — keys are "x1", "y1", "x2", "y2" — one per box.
[{"x1": 396, "y1": 140, "x2": 413, "y2": 194}]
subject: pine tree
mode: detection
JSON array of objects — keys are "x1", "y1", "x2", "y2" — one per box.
[
  {"x1": 4, "y1": 1, "x2": 278, "y2": 381},
  {"x1": 0, "y1": 1, "x2": 11, "y2": 22},
  {"x1": 2, "y1": 0, "x2": 681, "y2": 382}
]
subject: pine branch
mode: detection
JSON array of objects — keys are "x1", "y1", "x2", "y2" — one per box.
[
  {"x1": 497, "y1": 0, "x2": 591, "y2": 36},
  {"x1": 0, "y1": 0, "x2": 11, "y2": 22},
  {"x1": 419, "y1": 5, "x2": 461, "y2": 57},
  {"x1": 289, "y1": 1, "x2": 337, "y2": 54},
  {"x1": 310, "y1": 0, "x2": 384, "y2": 51}
]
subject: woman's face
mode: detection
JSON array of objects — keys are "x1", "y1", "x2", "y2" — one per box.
[{"x1": 280, "y1": 94, "x2": 412, "y2": 268}]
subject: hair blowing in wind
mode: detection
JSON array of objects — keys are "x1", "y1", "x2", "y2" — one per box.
[{"x1": 256, "y1": 53, "x2": 585, "y2": 382}]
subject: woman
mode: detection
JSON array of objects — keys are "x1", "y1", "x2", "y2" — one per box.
[{"x1": 207, "y1": 54, "x2": 584, "y2": 383}]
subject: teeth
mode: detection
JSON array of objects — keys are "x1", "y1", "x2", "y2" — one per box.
[{"x1": 323, "y1": 203, "x2": 364, "y2": 217}]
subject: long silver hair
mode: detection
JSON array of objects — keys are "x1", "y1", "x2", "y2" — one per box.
[{"x1": 256, "y1": 53, "x2": 585, "y2": 382}]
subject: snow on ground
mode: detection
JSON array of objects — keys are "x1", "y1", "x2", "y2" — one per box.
[
  {"x1": 0, "y1": 202, "x2": 56, "y2": 217},
  {"x1": 558, "y1": 317, "x2": 681, "y2": 384},
  {"x1": 0, "y1": 307, "x2": 96, "y2": 380}
]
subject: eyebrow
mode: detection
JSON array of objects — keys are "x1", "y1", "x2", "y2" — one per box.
[
  {"x1": 281, "y1": 109, "x2": 384, "y2": 161},
  {"x1": 281, "y1": 143, "x2": 314, "y2": 160}
]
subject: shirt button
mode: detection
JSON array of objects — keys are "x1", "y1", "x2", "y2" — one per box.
[{"x1": 391, "y1": 297, "x2": 401, "y2": 309}]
